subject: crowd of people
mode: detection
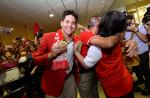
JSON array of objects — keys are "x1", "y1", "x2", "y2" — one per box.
[
  {"x1": 0, "y1": 7, "x2": 150, "y2": 98},
  {"x1": 0, "y1": 31, "x2": 44, "y2": 98}
]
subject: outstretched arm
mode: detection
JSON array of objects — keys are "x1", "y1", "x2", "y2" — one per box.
[
  {"x1": 90, "y1": 34, "x2": 138, "y2": 57},
  {"x1": 89, "y1": 35, "x2": 120, "y2": 48}
]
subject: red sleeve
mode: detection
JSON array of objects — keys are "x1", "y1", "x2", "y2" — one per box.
[
  {"x1": 32, "y1": 34, "x2": 50, "y2": 65},
  {"x1": 79, "y1": 31, "x2": 95, "y2": 45},
  {"x1": 73, "y1": 35, "x2": 79, "y2": 43}
]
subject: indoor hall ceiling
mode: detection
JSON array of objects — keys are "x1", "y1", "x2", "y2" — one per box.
[{"x1": 0, "y1": 0, "x2": 115, "y2": 31}]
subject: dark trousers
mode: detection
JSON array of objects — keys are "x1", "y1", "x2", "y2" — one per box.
[
  {"x1": 132, "y1": 51, "x2": 150, "y2": 90},
  {"x1": 106, "y1": 91, "x2": 134, "y2": 98}
]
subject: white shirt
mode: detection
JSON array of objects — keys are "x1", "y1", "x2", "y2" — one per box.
[
  {"x1": 124, "y1": 30, "x2": 149, "y2": 54},
  {"x1": 84, "y1": 45, "x2": 102, "y2": 68}
]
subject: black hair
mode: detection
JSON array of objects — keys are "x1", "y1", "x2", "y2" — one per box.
[
  {"x1": 142, "y1": 15, "x2": 150, "y2": 23},
  {"x1": 126, "y1": 15, "x2": 134, "y2": 20},
  {"x1": 98, "y1": 10, "x2": 126, "y2": 37},
  {"x1": 61, "y1": 10, "x2": 78, "y2": 23},
  {"x1": 147, "y1": 6, "x2": 150, "y2": 11},
  {"x1": 144, "y1": 6, "x2": 150, "y2": 16},
  {"x1": 16, "y1": 36, "x2": 22, "y2": 40},
  {"x1": 36, "y1": 28, "x2": 44, "y2": 39}
]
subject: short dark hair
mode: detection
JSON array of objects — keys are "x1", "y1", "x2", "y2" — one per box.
[
  {"x1": 142, "y1": 15, "x2": 150, "y2": 23},
  {"x1": 88, "y1": 16, "x2": 101, "y2": 28},
  {"x1": 98, "y1": 10, "x2": 126, "y2": 37},
  {"x1": 126, "y1": 15, "x2": 134, "y2": 20},
  {"x1": 61, "y1": 10, "x2": 78, "y2": 23}
]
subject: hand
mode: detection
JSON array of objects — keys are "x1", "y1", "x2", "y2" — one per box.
[
  {"x1": 126, "y1": 22, "x2": 138, "y2": 33},
  {"x1": 30, "y1": 66, "x2": 38, "y2": 75},
  {"x1": 51, "y1": 43, "x2": 67, "y2": 58},
  {"x1": 132, "y1": 26, "x2": 138, "y2": 33},
  {"x1": 125, "y1": 40, "x2": 138, "y2": 57},
  {"x1": 74, "y1": 41, "x2": 82, "y2": 53}
]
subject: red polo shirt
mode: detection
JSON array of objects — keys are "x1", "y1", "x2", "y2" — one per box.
[{"x1": 96, "y1": 42, "x2": 133, "y2": 97}]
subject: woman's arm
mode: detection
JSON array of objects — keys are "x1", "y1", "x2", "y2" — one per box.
[
  {"x1": 89, "y1": 35, "x2": 120, "y2": 48},
  {"x1": 90, "y1": 34, "x2": 138, "y2": 57}
]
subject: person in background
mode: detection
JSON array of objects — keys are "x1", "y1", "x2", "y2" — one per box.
[
  {"x1": 0, "y1": 43, "x2": 5, "y2": 62},
  {"x1": 27, "y1": 41, "x2": 36, "y2": 54},
  {"x1": 144, "y1": 6, "x2": 150, "y2": 16},
  {"x1": 125, "y1": 13, "x2": 150, "y2": 96},
  {"x1": 124, "y1": 15, "x2": 150, "y2": 95},
  {"x1": 74, "y1": 10, "x2": 134, "y2": 98},
  {"x1": 136, "y1": 14, "x2": 150, "y2": 95},
  {"x1": 0, "y1": 50, "x2": 17, "y2": 70},
  {"x1": 144, "y1": 7, "x2": 150, "y2": 49},
  {"x1": 34, "y1": 28, "x2": 44, "y2": 47}
]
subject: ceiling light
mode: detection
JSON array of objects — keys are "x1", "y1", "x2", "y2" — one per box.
[
  {"x1": 102, "y1": 0, "x2": 104, "y2": 3},
  {"x1": 49, "y1": 14, "x2": 54, "y2": 17},
  {"x1": 10, "y1": 28, "x2": 14, "y2": 30}
]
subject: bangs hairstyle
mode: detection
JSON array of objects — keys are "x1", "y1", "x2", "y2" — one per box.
[
  {"x1": 98, "y1": 10, "x2": 126, "y2": 37},
  {"x1": 61, "y1": 10, "x2": 78, "y2": 23}
]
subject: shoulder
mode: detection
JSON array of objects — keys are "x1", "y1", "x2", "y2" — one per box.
[
  {"x1": 79, "y1": 30, "x2": 94, "y2": 39},
  {"x1": 42, "y1": 32, "x2": 56, "y2": 40},
  {"x1": 43, "y1": 32, "x2": 56, "y2": 37},
  {"x1": 80, "y1": 30, "x2": 93, "y2": 35}
]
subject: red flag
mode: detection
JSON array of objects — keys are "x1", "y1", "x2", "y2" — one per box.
[{"x1": 34, "y1": 22, "x2": 39, "y2": 35}]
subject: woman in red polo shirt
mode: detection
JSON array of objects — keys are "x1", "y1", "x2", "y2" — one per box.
[{"x1": 74, "y1": 10, "x2": 134, "y2": 98}]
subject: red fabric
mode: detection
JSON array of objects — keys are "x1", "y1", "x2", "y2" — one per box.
[
  {"x1": 22, "y1": 95, "x2": 27, "y2": 98},
  {"x1": 0, "y1": 60, "x2": 17, "y2": 69},
  {"x1": 79, "y1": 30, "x2": 95, "y2": 57},
  {"x1": 32, "y1": 29, "x2": 79, "y2": 97},
  {"x1": 147, "y1": 34, "x2": 150, "y2": 40},
  {"x1": 34, "y1": 22, "x2": 39, "y2": 35},
  {"x1": 76, "y1": 30, "x2": 94, "y2": 70},
  {"x1": 95, "y1": 42, "x2": 133, "y2": 97}
]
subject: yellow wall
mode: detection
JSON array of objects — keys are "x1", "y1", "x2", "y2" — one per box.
[{"x1": 0, "y1": 19, "x2": 34, "y2": 45}]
